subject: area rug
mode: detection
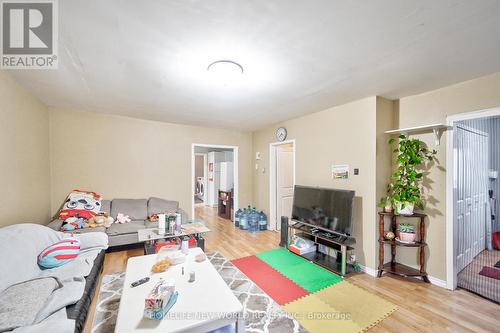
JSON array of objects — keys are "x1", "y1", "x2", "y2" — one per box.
[
  {"x1": 90, "y1": 252, "x2": 307, "y2": 333},
  {"x1": 255, "y1": 248, "x2": 343, "y2": 293},
  {"x1": 231, "y1": 255, "x2": 308, "y2": 305},
  {"x1": 479, "y1": 266, "x2": 500, "y2": 280}
]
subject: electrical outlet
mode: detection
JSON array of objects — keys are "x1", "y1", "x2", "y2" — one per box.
[
  {"x1": 354, "y1": 168, "x2": 359, "y2": 175},
  {"x1": 349, "y1": 254, "x2": 356, "y2": 263}
]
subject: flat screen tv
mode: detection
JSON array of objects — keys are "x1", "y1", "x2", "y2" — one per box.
[{"x1": 291, "y1": 185, "x2": 355, "y2": 236}]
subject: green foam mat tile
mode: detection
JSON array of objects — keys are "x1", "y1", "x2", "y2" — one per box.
[
  {"x1": 256, "y1": 248, "x2": 343, "y2": 293},
  {"x1": 256, "y1": 248, "x2": 308, "y2": 268}
]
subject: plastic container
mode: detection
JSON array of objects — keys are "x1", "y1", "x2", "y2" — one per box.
[
  {"x1": 239, "y1": 208, "x2": 248, "y2": 230},
  {"x1": 258, "y1": 211, "x2": 267, "y2": 230},
  {"x1": 234, "y1": 208, "x2": 242, "y2": 227},
  {"x1": 249, "y1": 208, "x2": 259, "y2": 233},
  {"x1": 158, "y1": 249, "x2": 186, "y2": 265},
  {"x1": 181, "y1": 237, "x2": 189, "y2": 254}
]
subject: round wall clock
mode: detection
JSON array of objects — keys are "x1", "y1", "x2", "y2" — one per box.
[{"x1": 276, "y1": 127, "x2": 287, "y2": 142}]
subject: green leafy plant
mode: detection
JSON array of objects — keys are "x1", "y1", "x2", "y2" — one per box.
[
  {"x1": 379, "y1": 134, "x2": 437, "y2": 213},
  {"x1": 397, "y1": 223, "x2": 415, "y2": 234}
]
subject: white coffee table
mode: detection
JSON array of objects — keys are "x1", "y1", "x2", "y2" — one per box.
[{"x1": 115, "y1": 247, "x2": 244, "y2": 333}]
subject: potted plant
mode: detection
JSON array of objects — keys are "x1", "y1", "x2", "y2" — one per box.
[
  {"x1": 379, "y1": 134, "x2": 436, "y2": 215},
  {"x1": 397, "y1": 223, "x2": 416, "y2": 243}
]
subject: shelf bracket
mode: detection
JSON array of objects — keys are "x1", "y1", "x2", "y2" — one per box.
[{"x1": 433, "y1": 127, "x2": 443, "y2": 146}]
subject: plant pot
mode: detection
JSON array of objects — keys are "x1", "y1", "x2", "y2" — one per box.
[
  {"x1": 396, "y1": 202, "x2": 414, "y2": 215},
  {"x1": 383, "y1": 204, "x2": 393, "y2": 213},
  {"x1": 398, "y1": 232, "x2": 416, "y2": 243}
]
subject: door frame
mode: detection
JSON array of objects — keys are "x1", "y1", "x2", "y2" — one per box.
[
  {"x1": 269, "y1": 139, "x2": 296, "y2": 231},
  {"x1": 191, "y1": 144, "x2": 239, "y2": 220},
  {"x1": 446, "y1": 107, "x2": 500, "y2": 290}
]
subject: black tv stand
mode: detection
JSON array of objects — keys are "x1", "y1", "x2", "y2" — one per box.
[{"x1": 287, "y1": 220, "x2": 355, "y2": 277}]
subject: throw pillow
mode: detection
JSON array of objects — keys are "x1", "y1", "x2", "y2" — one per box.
[
  {"x1": 37, "y1": 237, "x2": 81, "y2": 269},
  {"x1": 58, "y1": 190, "x2": 102, "y2": 231}
]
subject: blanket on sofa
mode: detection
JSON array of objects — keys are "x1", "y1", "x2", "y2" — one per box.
[{"x1": 0, "y1": 224, "x2": 108, "y2": 333}]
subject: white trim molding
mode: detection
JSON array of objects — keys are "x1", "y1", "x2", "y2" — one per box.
[
  {"x1": 360, "y1": 264, "x2": 447, "y2": 288},
  {"x1": 359, "y1": 265, "x2": 377, "y2": 277},
  {"x1": 269, "y1": 139, "x2": 296, "y2": 231},
  {"x1": 428, "y1": 275, "x2": 447, "y2": 289},
  {"x1": 445, "y1": 107, "x2": 500, "y2": 290}
]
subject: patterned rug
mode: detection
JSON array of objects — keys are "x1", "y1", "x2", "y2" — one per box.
[{"x1": 91, "y1": 252, "x2": 307, "y2": 333}]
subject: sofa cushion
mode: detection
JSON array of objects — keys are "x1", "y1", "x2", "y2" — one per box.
[
  {"x1": 147, "y1": 197, "x2": 179, "y2": 216},
  {"x1": 72, "y1": 227, "x2": 107, "y2": 234},
  {"x1": 110, "y1": 199, "x2": 148, "y2": 220},
  {"x1": 100, "y1": 200, "x2": 111, "y2": 215},
  {"x1": 0, "y1": 277, "x2": 60, "y2": 331},
  {"x1": 106, "y1": 221, "x2": 146, "y2": 236},
  {"x1": 0, "y1": 224, "x2": 62, "y2": 293}
]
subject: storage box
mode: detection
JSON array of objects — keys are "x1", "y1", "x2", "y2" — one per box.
[{"x1": 289, "y1": 244, "x2": 316, "y2": 255}]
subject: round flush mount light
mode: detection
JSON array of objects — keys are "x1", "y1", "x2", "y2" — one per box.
[{"x1": 207, "y1": 60, "x2": 244, "y2": 84}]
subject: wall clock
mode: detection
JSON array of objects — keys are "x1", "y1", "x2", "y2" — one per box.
[{"x1": 276, "y1": 127, "x2": 287, "y2": 142}]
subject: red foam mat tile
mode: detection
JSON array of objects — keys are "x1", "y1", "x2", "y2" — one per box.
[{"x1": 231, "y1": 255, "x2": 309, "y2": 305}]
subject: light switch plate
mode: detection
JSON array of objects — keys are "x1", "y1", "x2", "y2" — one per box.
[{"x1": 256, "y1": 152, "x2": 261, "y2": 160}]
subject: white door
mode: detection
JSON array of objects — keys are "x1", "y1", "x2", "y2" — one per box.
[
  {"x1": 276, "y1": 144, "x2": 294, "y2": 230},
  {"x1": 454, "y1": 124, "x2": 489, "y2": 274}
]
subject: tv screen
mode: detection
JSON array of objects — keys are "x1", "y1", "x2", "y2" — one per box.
[{"x1": 291, "y1": 185, "x2": 355, "y2": 236}]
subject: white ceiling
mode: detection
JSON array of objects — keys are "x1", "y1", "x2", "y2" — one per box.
[{"x1": 8, "y1": 0, "x2": 500, "y2": 130}]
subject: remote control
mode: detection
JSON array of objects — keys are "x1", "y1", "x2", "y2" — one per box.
[{"x1": 131, "y1": 277, "x2": 150, "y2": 288}]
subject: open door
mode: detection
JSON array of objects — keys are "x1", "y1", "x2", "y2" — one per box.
[
  {"x1": 454, "y1": 124, "x2": 489, "y2": 274},
  {"x1": 270, "y1": 141, "x2": 295, "y2": 231}
]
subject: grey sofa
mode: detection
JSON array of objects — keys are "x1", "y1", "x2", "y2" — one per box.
[
  {"x1": 0, "y1": 224, "x2": 108, "y2": 333},
  {"x1": 48, "y1": 197, "x2": 187, "y2": 247}
]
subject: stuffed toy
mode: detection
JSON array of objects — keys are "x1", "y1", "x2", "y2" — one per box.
[
  {"x1": 59, "y1": 190, "x2": 102, "y2": 231},
  {"x1": 87, "y1": 212, "x2": 114, "y2": 228},
  {"x1": 60, "y1": 216, "x2": 87, "y2": 231},
  {"x1": 116, "y1": 213, "x2": 131, "y2": 224}
]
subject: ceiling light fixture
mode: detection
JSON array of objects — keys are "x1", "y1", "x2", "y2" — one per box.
[{"x1": 207, "y1": 60, "x2": 244, "y2": 84}]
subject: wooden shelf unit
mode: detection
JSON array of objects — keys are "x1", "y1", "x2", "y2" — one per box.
[{"x1": 377, "y1": 211, "x2": 430, "y2": 283}]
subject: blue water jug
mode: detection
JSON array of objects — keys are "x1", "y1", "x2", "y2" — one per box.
[
  {"x1": 234, "y1": 208, "x2": 242, "y2": 227},
  {"x1": 249, "y1": 208, "x2": 259, "y2": 233},
  {"x1": 258, "y1": 211, "x2": 267, "y2": 230},
  {"x1": 239, "y1": 208, "x2": 248, "y2": 230}
]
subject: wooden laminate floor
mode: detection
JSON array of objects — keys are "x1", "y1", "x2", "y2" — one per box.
[{"x1": 83, "y1": 206, "x2": 500, "y2": 333}]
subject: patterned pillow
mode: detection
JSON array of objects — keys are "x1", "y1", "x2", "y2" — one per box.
[
  {"x1": 59, "y1": 190, "x2": 102, "y2": 231},
  {"x1": 37, "y1": 237, "x2": 81, "y2": 269}
]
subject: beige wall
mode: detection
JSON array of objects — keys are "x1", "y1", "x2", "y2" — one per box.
[
  {"x1": 397, "y1": 72, "x2": 500, "y2": 281},
  {"x1": 49, "y1": 108, "x2": 252, "y2": 217},
  {"x1": 0, "y1": 72, "x2": 51, "y2": 226},
  {"x1": 252, "y1": 97, "x2": 381, "y2": 269},
  {"x1": 375, "y1": 98, "x2": 397, "y2": 264}
]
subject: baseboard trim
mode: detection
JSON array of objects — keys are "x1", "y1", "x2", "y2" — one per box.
[
  {"x1": 427, "y1": 275, "x2": 447, "y2": 289},
  {"x1": 359, "y1": 264, "x2": 377, "y2": 277},
  {"x1": 358, "y1": 265, "x2": 447, "y2": 289}
]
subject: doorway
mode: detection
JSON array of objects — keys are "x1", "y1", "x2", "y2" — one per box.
[
  {"x1": 447, "y1": 108, "x2": 500, "y2": 303},
  {"x1": 191, "y1": 144, "x2": 238, "y2": 222},
  {"x1": 269, "y1": 140, "x2": 295, "y2": 231}
]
